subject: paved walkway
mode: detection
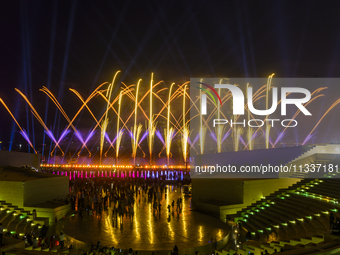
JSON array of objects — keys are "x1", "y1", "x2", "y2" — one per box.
[{"x1": 63, "y1": 185, "x2": 229, "y2": 251}]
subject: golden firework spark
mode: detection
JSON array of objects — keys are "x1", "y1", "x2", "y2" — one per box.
[
  {"x1": 165, "y1": 83, "x2": 175, "y2": 165},
  {"x1": 265, "y1": 73, "x2": 275, "y2": 149},
  {"x1": 131, "y1": 79, "x2": 142, "y2": 166},
  {"x1": 147, "y1": 73, "x2": 156, "y2": 165},
  {"x1": 233, "y1": 127, "x2": 244, "y2": 152},
  {"x1": 181, "y1": 85, "x2": 190, "y2": 163},
  {"x1": 101, "y1": 70, "x2": 120, "y2": 163},
  {"x1": 0, "y1": 98, "x2": 37, "y2": 154},
  {"x1": 116, "y1": 90, "x2": 123, "y2": 164}
]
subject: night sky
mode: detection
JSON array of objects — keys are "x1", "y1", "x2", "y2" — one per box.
[{"x1": 1, "y1": 0, "x2": 340, "y2": 156}]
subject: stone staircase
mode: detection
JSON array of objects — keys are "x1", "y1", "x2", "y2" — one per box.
[
  {"x1": 280, "y1": 144, "x2": 340, "y2": 178},
  {"x1": 0, "y1": 200, "x2": 49, "y2": 236},
  {"x1": 221, "y1": 164, "x2": 340, "y2": 254},
  {"x1": 9, "y1": 247, "x2": 80, "y2": 254},
  {"x1": 216, "y1": 235, "x2": 340, "y2": 255}
]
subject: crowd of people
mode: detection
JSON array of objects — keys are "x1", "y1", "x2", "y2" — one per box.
[
  {"x1": 67, "y1": 176, "x2": 189, "y2": 254},
  {"x1": 1, "y1": 224, "x2": 68, "y2": 251},
  {"x1": 0, "y1": 172, "x2": 197, "y2": 254},
  {"x1": 87, "y1": 244, "x2": 180, "y2": 255},
  {"x1": 68, "y1": 176, "x2": 188, "y2": 220}
]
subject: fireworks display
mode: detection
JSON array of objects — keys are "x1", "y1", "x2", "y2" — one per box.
[{"x1": 1, "y1": 74, "x2": 340, "y2": 165}]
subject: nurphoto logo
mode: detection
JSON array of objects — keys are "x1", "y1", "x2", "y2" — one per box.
[{"x1": 198, "y1": 81, "x2": 312, "y2": 128}]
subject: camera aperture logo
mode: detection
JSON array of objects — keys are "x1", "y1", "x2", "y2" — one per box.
[{"x1": 197, "y1": 81, "x2": 312, "y2": 128}]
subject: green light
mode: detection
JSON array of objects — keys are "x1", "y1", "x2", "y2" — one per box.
[
  {"x1": 255, "y1": 209, "x2": 260, "y2": 212},
  {"x1": 281, "y1": 223, "x2": 288, "y2": 226},
  {"x1": 305, "y1": 216, "x2": 312, "y2": 219},
  {"x1": 258, "y1": 230, "x2": 263, "y2": 233},
  {"x1": 10, "y1": 231, "x2": 16, "y2": 234},
  {"x1": 266, "y1": 228, "x2": 271, "y2": 231},
  {"x1": 331, "y1": 209, "x2": 338, "y2": 212}
]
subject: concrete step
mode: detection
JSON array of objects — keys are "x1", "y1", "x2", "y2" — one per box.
[{"x1": 33, "y1": 217, "x2": 49, "y2": 226}]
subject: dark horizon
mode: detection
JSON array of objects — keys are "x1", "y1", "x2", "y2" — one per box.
[{"x1": 1, "y1": 0, "x2": 340, "y2": 156}]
